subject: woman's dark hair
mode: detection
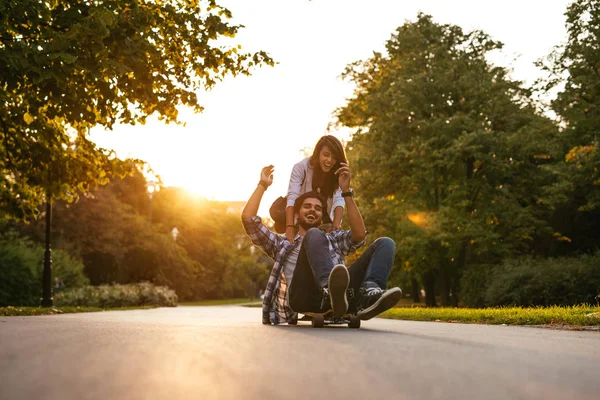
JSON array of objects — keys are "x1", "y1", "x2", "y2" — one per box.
[{"x1": 309, "y1": 135, "x2": 348, "y2": 199}]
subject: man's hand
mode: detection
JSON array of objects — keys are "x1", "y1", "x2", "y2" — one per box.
[
  {"x1": 242, "y1": 165, "x2": 274, "y2": 220},
  {"x1": 335, "y1": 162, "x2": 366, "y2": 242},
  {"x1": 335, "y1": 162, "x2": 351, "y2": 192},
  {"x1": 260, "y1": 165, "x2": 274, "y2": 187}
]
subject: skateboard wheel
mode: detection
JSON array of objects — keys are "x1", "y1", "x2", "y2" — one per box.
[
  {"x1": 349, "y1": 316, "x2": 360, "y2": 329},
  {"x1": 312, "y1": 315, "x2": 325, "y2": 328}
]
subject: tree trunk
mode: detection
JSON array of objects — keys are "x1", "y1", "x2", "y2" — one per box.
[
  {"x1": 439, "y1": 266, "x2": 450, "y2": 307},
  {"x1": 450, "y1": 276, "x2": 460, "y2": 307},
  {"x1": 423, "y1": 270, "x2": 437, "y2": 307},
  {"x1": 453, "y1": 240, "x2": 469, "y2": 307},
  {"x1": 411, "y1": 277, "x2": 420, "y2": 303},
  {"x1": 41, "y1": 197, "x2": 53, "y2": 307}
]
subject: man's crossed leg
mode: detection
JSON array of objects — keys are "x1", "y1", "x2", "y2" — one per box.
[{"x1": 289, "y1": 228, "x2": 402, "y2": 321}]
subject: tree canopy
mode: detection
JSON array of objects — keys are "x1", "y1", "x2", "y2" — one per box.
[
  {"x1": 12, "y1": 171, "x2": 271, "y2": 302},
  {"x1": 535, "y1": 0, "x2": 600, "y2": 254},
  {"x1": 336, "y1": 13, "x2": 558, "y2": 306},
  {"x1": 0, "y1": 0, "x2": 273, "y2": 220}
]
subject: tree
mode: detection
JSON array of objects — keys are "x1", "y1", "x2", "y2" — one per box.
[
  {"x1": 537, "y1": 0, "x2": 600, "y2": 253},
  {"x1": 541, "y1": 0, "x2": 600, "y2": 147},
  {"x1": 336, "y1": 14, "x2": 557, "y2": 306},
  {"x1": 147, "y1": 186, "x2": 271, "y2": 299},
  {"x1": 0, "y1": 0, "x2": 273, "y2": 219},
  {"x1": 17, "y1": 172, "x2": 203, "y2": 299},
  {"x1": 16, "y1": 173, "x2": 271, "y2": 300},
  {"x1": 0, "y1": 219, "x2": 88, "y2": 306}
]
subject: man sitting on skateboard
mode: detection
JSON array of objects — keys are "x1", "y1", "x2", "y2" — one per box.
[{"x1": 241, "y1": 163, "x2": 402, "y2": 325}]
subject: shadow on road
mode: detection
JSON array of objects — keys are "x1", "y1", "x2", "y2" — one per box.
[{"x1": 275, "y1": 320, "x2": 493, "y2": 349}]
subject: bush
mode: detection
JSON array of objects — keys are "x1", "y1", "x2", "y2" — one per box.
[
  {"x1": 0, "y1": 244, "x2": 39, "y2": 307},
  {"x1": 484, "y1": 252, "x2": 600, "y2": 307},
  {"x1": 459, "y1": 264, "x2": 493, "y2": 308},
  {"x1": 55, "y1": 282, "x2": 178, "y2": 307},
  {"x1": 0, "y1": 229, "x2": 88, "y2": 307}
]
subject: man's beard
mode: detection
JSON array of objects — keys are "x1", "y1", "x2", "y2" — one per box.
[{"x1": 298, "y1": 214, "x2": 321, "y2": 230}]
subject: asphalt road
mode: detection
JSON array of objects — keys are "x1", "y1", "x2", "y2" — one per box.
[{"x1": 1, "y1": 306, "x2": 599, "y2": 400}]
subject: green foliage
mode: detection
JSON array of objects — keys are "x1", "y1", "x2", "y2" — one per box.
[
  {"x1": 51, "y1": 245, "x2": 90, "y2": 289},
  {"x1": 39, "y1": 175, "x2": 202, "y2": 299},
  {"x1": 484, "y1": 252, "x2": 600, "y2": 307},
  {"x1": 1, "y1": 0, "x2": 273, "y2": 300},
  {"x1": 535, "y1": 0, "x2": 600, "y2": 254},
  {"x1": 539, "y1": 0, "x2": 600, "y2": 146},
  {"x1": 336, "y1": 13, "x2": 557, "y2": 305},
  {"x1": 55, "y1": 282, "x2": 177, "y2": 307},
  {"x1": 459, "y1": 264, "x2": 493, "y2": 308},
  {"x1": 147, "y1": 185, "x2": 271, "y2": 299},
  {"x1": 0, "y1": 235, "x2": 38, "y2": 307},
  {"x1": 1, "y1": 0, "x2": 272, "y2": 129},
  {"x1": 0, "y1": 223, "x2": 88, "y2": 306},
  {"x1": 14, "y1": 171, "x2": 271, "y2": 301},
  {"x1": 0, "y1": 0, "x2": 273, "y2": 220}
]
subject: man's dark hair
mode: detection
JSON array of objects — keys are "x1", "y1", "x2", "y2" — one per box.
[{"x1": 294, "y1": 191, "x2": 326, "y2": 214}]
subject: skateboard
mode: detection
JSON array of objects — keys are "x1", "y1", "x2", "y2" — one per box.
[{"x1": 289, "y1": 310, "x2": 361, "y2": 329}]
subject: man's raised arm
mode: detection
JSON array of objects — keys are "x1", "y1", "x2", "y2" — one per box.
[
  {"x1": 242, "y1": 165, "x2": 274, "y2": 220},
  {"x1": 335, "y1": 163, "x2": 366, "y2": 242}
]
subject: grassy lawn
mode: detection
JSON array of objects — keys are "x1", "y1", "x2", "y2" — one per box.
[
  {"x1": 0, "y1": 305, "x2": 158, "y2": 317},
  {"x1": 381, "y1": 304, "x2": 600, "y2": 327},
  {"x1": 180, "y1": 298, "x2": 260, "y2": 306},
  {"x1": 7, "y1": 300, "x2": 597, "y2": 328}
]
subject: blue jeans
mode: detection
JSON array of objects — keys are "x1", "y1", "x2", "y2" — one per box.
[{"x1": 288, "y1": 228, "x2": 395, "y2": 313}]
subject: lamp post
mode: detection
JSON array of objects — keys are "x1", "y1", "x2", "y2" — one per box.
[
  {"x1": 146, "y1": 180, "x2": 157, "y2": 227},
  {"x1": 40, "y1": 195, "x2": 53, "y2": 307}
]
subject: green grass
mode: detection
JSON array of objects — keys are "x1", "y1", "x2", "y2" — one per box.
[
  {"x1": 381, "y1": 305, "x2": 600, "y2": 326},
  {"x1": 179, "y1": 298, "x2": 259, "y2": 306},
  {"x1": 0, "y1": 305, "x2": 158, "y2": 316}
]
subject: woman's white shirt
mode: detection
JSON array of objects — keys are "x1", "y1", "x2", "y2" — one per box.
[{"x1": 285, "y1": 157, "x2": 344, "y2": 221}]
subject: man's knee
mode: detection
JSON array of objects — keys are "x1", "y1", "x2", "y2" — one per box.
[
  {"x1": 304, "y1": 227, "x2": 325, "y2": 242},
  {"x1": 374, "y1": 237, "x2": 395, "y2": 252}
]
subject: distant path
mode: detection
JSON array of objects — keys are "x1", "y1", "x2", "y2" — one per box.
[{"x1": 1, "y1": 306, "x2": 599, "y2": 400}]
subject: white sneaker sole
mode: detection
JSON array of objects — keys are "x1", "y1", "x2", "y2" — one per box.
[
  {"x1": 357, "y1": 287, "x2": 402, "y2": 321},
  {"x1": 328, "y1": 264, "x2": 349, "y2": 317}
]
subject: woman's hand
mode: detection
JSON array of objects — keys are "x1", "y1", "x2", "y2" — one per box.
[
  {"x1": 324, "y1": 224, "x2": 341, "y2": 233},
  {"x1": 335, "y1": 162, "x2": 351, "y2": 192}
]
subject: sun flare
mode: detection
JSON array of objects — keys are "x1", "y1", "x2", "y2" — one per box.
[{"x1": 407, "y1": 212, "x2": 428, "y2": 227}]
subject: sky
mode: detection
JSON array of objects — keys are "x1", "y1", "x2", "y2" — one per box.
[{"x1": 89, "y1": 0, "x2": 572, "y2": 215}]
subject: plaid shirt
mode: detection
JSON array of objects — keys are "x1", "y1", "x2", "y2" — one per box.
[{"x1": 242, "y1": 215, "x2": 365, "y2": 325}]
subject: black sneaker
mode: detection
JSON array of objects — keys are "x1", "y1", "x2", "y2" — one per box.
[
  {"x1": 356, "y1": 287, "x2": 402, "y2": 320},
  {"x1": 328, "y1": 264, "x2": 349, "y2": 317},
  {"x1": 319, "y1": 288, "x2": 331, "y2": 313},
  {"x1": 346, "y1": 288, "x2": 357, "y2": 314}
]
